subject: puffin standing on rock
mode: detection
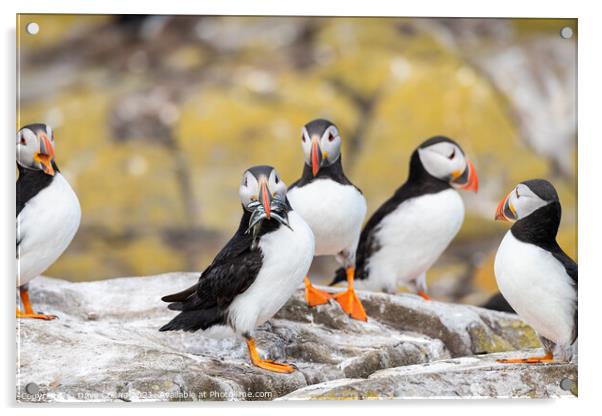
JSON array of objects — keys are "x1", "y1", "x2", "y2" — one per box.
[
  {"x1": 494, "y1": 179, "x2": 577, "y2": 363},
  {"x1": 16, "y1": 123, "x2": 81, "y2": 320},
  {"x1": 160, "y1": 166, "x2": 314, "y2": 373},
  {"x1": 332, "y1": 136, "x2": 478, "y2": 298},
  {"x1": 287, "y1": 119, "x2": 368, "y2": 321}
]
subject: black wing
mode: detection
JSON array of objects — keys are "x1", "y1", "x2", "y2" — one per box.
[
  {"x1": 16, "y1": 165, "x2": 57, "y2": 253},
  {"x1": 481, "y1": 292, "x2": 516, "y2": 314},
  {"x1": 160, "y1": 209, "x2": 282, "y2": 333},
  {"x1": 159, "y1": 246, "x2": 262, "y2": 332},
  {"x1": 550, "y1": 244, "x2": 578, "y2": 343},
  {"x1": 16, "y1": 163, "x2": 56, "y2": 217},
  {"x1": 331, "y1": 192, "x2": 400, "y2": 285},
  {"x1": 550, "y1": 245, "x2": 577, "y2": 285},
  {"x1": 331, "y1": 175, "x2": 450, "y2": 285}
]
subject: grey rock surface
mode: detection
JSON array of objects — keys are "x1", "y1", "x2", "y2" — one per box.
[
  {"x1": 281, "y1": 352, "x2": 578, "y2": 399},
  {"x1": 16, "y1": 274, "x2": 570, "y2": 402}
]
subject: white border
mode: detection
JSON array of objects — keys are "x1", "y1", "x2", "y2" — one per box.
[{"x1": 2, "y1": 0, "x2": 600, "y2": 415}]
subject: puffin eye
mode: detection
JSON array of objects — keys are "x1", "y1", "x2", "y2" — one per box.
[
  {"x1": 448, "y1": 149, "x2": 455, "y2": 159},
  {"x1": 243, "y1": 176, "x2": 248, "y2": 187},
  {"x1": 301, "y1": 134, "x2": 306, "y2": 142},
  {"x1": 274, "y1": 175, "x2": 279, "y2": 184},
  {"x1": 516, "y1": 189, "x2": 520, "y2": 199},
  {"x1": 20, "y1": 136, "x2": 26, "y2": 145},
  {"x1": 328, "y1": 133, "x2": 335, "y2": 142}
]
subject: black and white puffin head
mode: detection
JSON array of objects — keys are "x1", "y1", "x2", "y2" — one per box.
[
  {"x1": 239, "y1": 165, "x2": 291, "y2": 236},
  {"x1": 300, "y1": 118, "x2": 342, "y2": 177},
  {"x1": 416, "y1": 136, "x2": 479, "y2": 192},
  {"x1": 17, "y1": 123, "x2": 56, "y2": 176},
  {"x1": 495, "y1": 179, "x2": 559, "y2": 222}
]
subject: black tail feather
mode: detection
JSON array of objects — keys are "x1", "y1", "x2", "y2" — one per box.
[
  {"x1": 159, "y1": 307, "x2": 224, "y2": 332},
  {"x1": 329, "y1": 267, "x2": 347, "y2": 286},
  {"x1": 161, "y1": 284, "x2": 197, "y2": 303},
  {"x1": 167, "y1": 302, "x2": 184, "y2": 311}
]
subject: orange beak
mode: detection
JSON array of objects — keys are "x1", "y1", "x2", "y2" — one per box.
[
  {"x1": 495, "y1": 191, "x2": 516, "y2": 222},
  {"x1": 311, "y1": 137, "x2": 322, "y2": 177},
  {"x1": 259, "y1": 179, "x2": 271, "y2": 219},
  {"x1": 451, "y1": 159, "x2": 478, "y2": 192},
  {"x1": 35, "y1": 133, "x2": 55, "y2": 176}
]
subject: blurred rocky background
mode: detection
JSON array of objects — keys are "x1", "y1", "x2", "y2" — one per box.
[{"x1": 17, "y1": 15, "x2": 577, "y2": 306}]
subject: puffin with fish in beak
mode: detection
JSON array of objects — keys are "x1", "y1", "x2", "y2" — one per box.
[{"x1": 160, "y1": 165, "x2": 314, "y2": 373}]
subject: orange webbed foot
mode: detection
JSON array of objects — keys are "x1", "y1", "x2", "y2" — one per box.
[
  {"x1": 418, "y1": 291, "x2": 431, "y2": 301},
  {"x1": 333, "y1": 267, "x2": 367, "y2": 321},
  {"x1": 334, "y1": 288, "x2": 367, "y2": 321},
  {"x1": 246, "y1": 338, "x2": 295, "y2": 373},
  {"x1": 304, "y1": 277, "x2": 332, "y2": 307},
  {"x1": 16, "y1": 307, "x2": 57, "y2": 320},
  {"x1": 497, "y1": 352, "x2": 554, "y2": 364},
  {"x1": 16, "y1": 289, "x2": 57, "y2": 320}
]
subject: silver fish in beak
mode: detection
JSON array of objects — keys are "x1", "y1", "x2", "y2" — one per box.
[{"x1": 245, "y1": 197, "x2": 293, "y2": 248}]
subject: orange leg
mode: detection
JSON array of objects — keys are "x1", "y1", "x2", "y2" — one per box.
[
  {"x1": 417, "y1": 291, "x2": 431, "y2": 301},
  {"x1": 16, "y1": 288, "x2": 56, "y2": 320},
  {"x1": 304, "y1": 276, "x2": 332, "y2": 307},
  {"x1": 246, "y1": 338, "x2": 295, "y2": 373},
  {"x1": 497, "y1": 351, "x2": 554, "y2": 364},
  {"x1": 334, "y1": 267, "x2": 367, "y2": 322}
]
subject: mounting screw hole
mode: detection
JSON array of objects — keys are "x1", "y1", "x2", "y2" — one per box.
[
  {"x1": 560, "y1": 26, "x2": 573, "y2": 39},
  {"x1": 560, "y1": 378, "x2": 574, "y2": 391},
  {"x1": 26, "y1": 22, "x2": 39, "y2": 35}
]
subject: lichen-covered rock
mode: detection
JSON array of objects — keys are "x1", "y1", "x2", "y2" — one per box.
[{"x1": 17, "y1": 274, "x2": 556, "y2": 402}]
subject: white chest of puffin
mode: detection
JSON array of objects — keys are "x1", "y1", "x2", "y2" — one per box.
[
  {"x1": 359, "y1": 188, "x2": 464, "y2": 293},
  {"x1": 160, "y1": 166, "x2": 314, "y2": 373},
  {"x1": 334, "y1": 136, "x2": 478, "y2": 299},
  {"x1": 18, "y1": 172, "x2": 81, "y2": 286},
  {"x1": 494, "y1": 179, "x2": 577, "y2": 363},
  {"x1": 16, "y1": 123, "x2": 81, "y2": 320},
  {"x1": 287, "y1": 174, "x2": 366, "y2": 257},
  {"x1": 287, "y1": 118, "x2": 368, "y2": 321},
  {"x1": 227, "y1": 210, "x2": 314, "y2": 332}
]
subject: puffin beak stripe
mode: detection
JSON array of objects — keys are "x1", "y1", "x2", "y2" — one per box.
[
  {"x1": 495, "y1": 191, "x2": 516, "y2": 222},
  {"x1": 453, "y1": 159, "x2": 478, "y2": 192},
  {"x1": 260, "y1": 179, "x2": 271, "y2": 219},
  {"x1": 311, "y1": 137, "x2": 321, "y2": 177},
  {"x1": 35, "y1": 133, "x2": 55, "y2": 176},
  {"x1": 39, "y1": 133, "x2": 55, "y2": 158}
]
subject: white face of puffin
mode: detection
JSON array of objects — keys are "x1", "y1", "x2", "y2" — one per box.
[
  {"x1": 16, "y1": 124, "x2": 56, "y2": 176},
  {"x1": 239, "y1": 167, "x2": 287, "y2": 211},
  {"x1": 240, "y1": 166, "x2": 291, "y2": 237},
  {"x1": 301, "y1": 121, "x2": 342, "y2": 176},
  {"x1": 495, "y1": 183, "x2": 551, "y2": 222},
  {"x1": 417, "y1": 140, "x2": 478, "y2": 191}
]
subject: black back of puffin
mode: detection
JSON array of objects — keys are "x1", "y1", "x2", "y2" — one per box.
[{"x1": 159, "y1": 208, "x2": 283, "y2": 332}]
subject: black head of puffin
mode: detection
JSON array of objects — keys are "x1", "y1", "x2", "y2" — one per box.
[
  {"x1": 16, "y1": 123, "x2": 57, "y2": 176},
  {"x1": 300, "y1": 118, "x2": 342, "y2": 177},
  {"x1": 416, "y1": 135, "x2": 478, "y2": 192},
  {"x1": 495, "y1": 178, "x2": 559, "y2": 222},
  {"x1": 239, "y1": 165, "x2": 291, "y2": 233}
]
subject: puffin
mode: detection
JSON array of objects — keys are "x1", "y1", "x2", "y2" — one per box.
[
  {"x1": 287, "y1": 119, "x2": 368, "y2": 321},
  {"x1": 494, "y1": 179, "x2": 577, "y2": 363},
  {"x1": 160, "y1": 166, "x2": 315, "y2": 373},
  {"x1": 16, "y1": 123, "x2": 81, "y2": 320},
  {"x1": 331, "y1": 136, "x2": 478, "y2": 298}
]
